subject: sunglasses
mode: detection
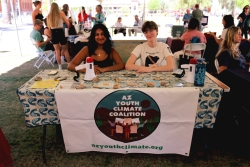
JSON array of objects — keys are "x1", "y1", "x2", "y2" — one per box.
[{"x1": 245, "y1": 8, "x2": 249, "y2": 9}]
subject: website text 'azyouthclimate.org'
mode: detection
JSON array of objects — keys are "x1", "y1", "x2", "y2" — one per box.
[{"x1": 92, "y1": 144, "x2": 163, "y2": 151}]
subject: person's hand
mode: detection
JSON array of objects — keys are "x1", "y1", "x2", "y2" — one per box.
[
  {"x1": 94, "y1": 65, "x2": 100, "y2": 75},
  {"x1": 239, "y1": 17, "x2": 242, "y2": 22},
  {"x1": 136, "y1": 66, "x2": 154, "y2": 73},
  {"x1": 208, "y1": 31, "x2": 216, "y2": 37},
  {"x1": 45, "y1": 37, "x2": 51, "y2": 43},
  {"x1": 95, "y1": 66, "x2": 107, "y2": 73}
]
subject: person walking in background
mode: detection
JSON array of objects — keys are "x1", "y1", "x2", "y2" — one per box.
[
  {"x1": 32, "y1": 0, "x2": 44, "y2": 34},
  {"x1": 61, "y1": 4, "x2": 72, "y2": 32},
  {"x1": 89, "y1": 5, "x2": 105, "y2": 26},
  {"x1": 78, "y1": 6, "x2": 88, "y2": 30},
  {"x1": 175, "y1": 12, "x2": 180, "y2": 25},
  {"x1": 128, "y1": 15, "x2": 142, "y2": 36},
  {"x1": 191, "y1": 4, "x2": 203, "y2": 31},
  {"x1": 209, "y1": 15, "x2": 235, "y2": 45},
  {"x1": 114, "y1": 17, "x2": 126, "y2": 36},
  {"x1": 237, "y1": 5, "x2": 250, "y2": 39},
  {"x1": 216, "y1": 26, "x2": 246, "y2": 73},
  {"x1": 47, "y1": 2, "x2": 71, "y2": 70},
  {"x1": 183, "y1": 9, "x2": 192, "y2": 25},
  {"x1": 67, "y1": 24, "x2": 125, "y2": 74}
]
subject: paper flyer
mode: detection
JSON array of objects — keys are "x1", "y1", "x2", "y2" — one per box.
[{"x1": 30, "y1": 79, "x2": 59, "y2": 89}]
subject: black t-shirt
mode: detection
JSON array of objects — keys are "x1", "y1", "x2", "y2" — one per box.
[
  {"x1": 239, "y1": 40, "x2": 250, "y2": 62},
  {"x1": 217, "y1": 50, "x2": 246, "y2": 69}
]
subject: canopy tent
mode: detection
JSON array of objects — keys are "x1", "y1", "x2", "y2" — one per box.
[{"x1": 56, "y1": 0, "x2": 100, "y2": 8}]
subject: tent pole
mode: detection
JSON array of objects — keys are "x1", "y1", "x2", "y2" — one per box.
[{"x1": 9, "y1": 0, "x2": 23, "y2": 57}]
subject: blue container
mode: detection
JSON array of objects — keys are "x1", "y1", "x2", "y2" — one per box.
[{"x1": 194, "y1": 63, "x2": 206, "y2": 86}]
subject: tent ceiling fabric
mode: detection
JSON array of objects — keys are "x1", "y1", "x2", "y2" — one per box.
[{"x1": 57, "y1": 0, "x2": 100, "y2": 7}]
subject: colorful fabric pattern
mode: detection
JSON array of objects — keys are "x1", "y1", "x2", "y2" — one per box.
[{"x1": 17, "y1": 69, "x2": 223, "y2": 128}]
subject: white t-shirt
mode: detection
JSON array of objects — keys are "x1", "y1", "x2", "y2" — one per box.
[
  {"x1": 114, "y1": 22, "x2": 123, "y2": 28},
  {"x1": 221, "y1": 28, "x2": 228, "y2": 40},
  {"x1": 131, "y1": 42, "x2": 173, "y2": 66}
]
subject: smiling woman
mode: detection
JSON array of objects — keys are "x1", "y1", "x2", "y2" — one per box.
[{"x1": 67, "y1": 24, "x2": 125, "y2": 74}]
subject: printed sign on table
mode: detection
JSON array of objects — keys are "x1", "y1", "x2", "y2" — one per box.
[{"x1": 55, "y1": 88, "x2": 199, "y2": 155}]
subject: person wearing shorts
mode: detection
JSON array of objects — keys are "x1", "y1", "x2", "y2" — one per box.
[{"x1": 47, "y1": 2, "x2": 71, "y2": 70}]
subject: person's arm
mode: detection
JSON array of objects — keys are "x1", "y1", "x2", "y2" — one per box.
[
  {"x1": 217, "y1": 50, "x2": 230, "y2": 73},
  {"x1": 31, "y1": 10, "x2": 36, "y2": 23},
  {"x1": 96, "y1": 48, "x2": 125, "y2": 73},
  {"x1": 126, "y1": 54, "x2": 174, "y2": 72},
  {"x1": 36, "y1": 37, "x2": 51, "y2": 48},
  {"x1": 44, "y1": 28, "x2": 52, "y2": 40},
  {"x1": 125, "y1": 54, "x2": 142, "y2": 71},
  {"x1": 95, "y1": 13, "x2": 105, "y2": 23},
  {"x1": 182, "y1": 14, "x2": 187, "y2": 21},
  {"x1": 60, "y1": 11, "x2": 70, "y2": 27},
  {"x1": 67, "y1": 46, "x2": 88, "y2": 72},
  {"x1": 219, "y1": 65, "x2": 227, "y2": 73},
  {"x1": 78, "y1": 13, "x2": 81, "y2": 23},
  {"x1": 237, "y1": 13, "x2": 242, "y2": 21}
]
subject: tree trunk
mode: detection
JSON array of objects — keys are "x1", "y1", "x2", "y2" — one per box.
[{"x1": 1, "y1": 0, "x2": 12, "y2": 24}]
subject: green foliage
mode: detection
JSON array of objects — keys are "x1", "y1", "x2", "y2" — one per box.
[
  {"x1": 146, "y1": 118, "x2": 154, "y2": 132},
  {"x1": 218, "y1": 0, "x2": 248, "y2": 11},
  {"x1": 96, "y1": 115, "x2": 102, "y2": 127},
  {"x1": 148, "y1": 0, "x2": 161, "y2": 11},
  {"x1": 236, "y1": 0, "x2": 250, "y2": 9},
  {"x1": 175, "y1": 0, "x2": 211, "y2": 10},
  {"x1": 160, "y1": 0, "x2": 169, "y2": 12},
  {"x1": 121, "y1": 6, "x2": 130, "y2": 16}
]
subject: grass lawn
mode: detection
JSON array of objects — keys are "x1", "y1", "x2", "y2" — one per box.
[{"x1": 0, "y1": 42, "x2": 250, "y2": 166}]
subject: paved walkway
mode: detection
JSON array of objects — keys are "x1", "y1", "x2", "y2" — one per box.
[{"x1": 0, "y1": 17, "x2": 37, "y2": 75}]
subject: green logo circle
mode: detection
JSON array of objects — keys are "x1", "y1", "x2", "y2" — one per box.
[{"x1": 94, "y1": 90, "x2": 161, "y2": 143}]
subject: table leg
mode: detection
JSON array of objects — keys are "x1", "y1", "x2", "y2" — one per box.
[{"x1": 42, "y1": 125, "x2": 47, "y2": 164}]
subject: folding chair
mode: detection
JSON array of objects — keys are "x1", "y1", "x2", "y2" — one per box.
[
  {"x1": 183, "y1": 43, "x2": 206, "y2": 58},
  {"x1": 30, "y1": 38, "x2": 55, "y2": 69},
  {"x1": 214, "y1": 59, "x2": 220, "y2": 74},
  {"x1": 174, "y1": 43, "x2": 206, "y2": 69}
]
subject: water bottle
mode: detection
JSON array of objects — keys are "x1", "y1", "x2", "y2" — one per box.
[{"x1": 194, "y1": 58, "x2": 206, "y2": 86}]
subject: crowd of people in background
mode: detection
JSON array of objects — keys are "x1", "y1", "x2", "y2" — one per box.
[{"x1": 29, "y1": 0, "x2": 250, "y2": 75}]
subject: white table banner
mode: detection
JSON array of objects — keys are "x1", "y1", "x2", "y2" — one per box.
[{"x1": 55, "y1": 87, "x2": 199, "y2": 156}]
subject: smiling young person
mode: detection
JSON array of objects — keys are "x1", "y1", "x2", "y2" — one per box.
[
  {"x1": 216, "y1": 26, "x2": 246, "y2": 73},
  {"x1": 125, "y1": 21, "x2": 174, "y2": 73},
  {"x1": 67, "y1": 24, "x2": 125, "y2": 74}
]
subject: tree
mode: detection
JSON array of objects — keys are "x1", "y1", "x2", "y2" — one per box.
[
  {"x1": 148, "y1": 0, "x2": 161, "y2": 11},
  {"x1": 1, "y1": 0, "x2": 11, "y2": 24},
  {"x1": 175, "y1": 0, "x2": 211, "y2": 10},
  {"x1": 160, "y1": 0, "x2": 168, "y2": 12}
]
